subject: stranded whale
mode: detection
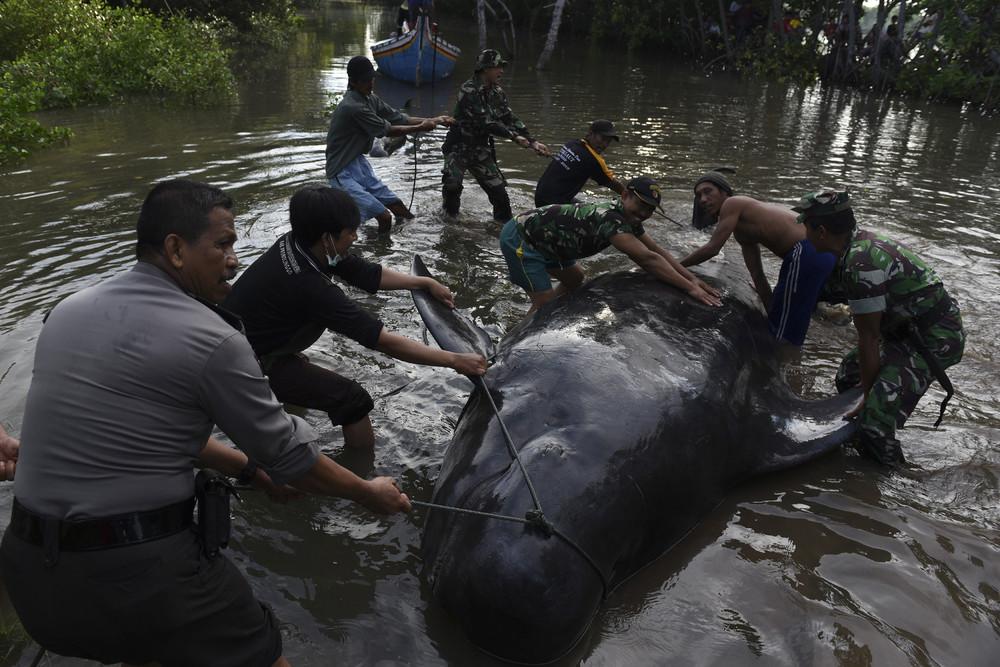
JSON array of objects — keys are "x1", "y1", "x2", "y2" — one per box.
[{"x1": 410, "y1": 255, "x2": 859, "y2": 663}]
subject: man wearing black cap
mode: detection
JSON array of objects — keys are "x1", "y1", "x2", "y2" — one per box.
[
  {"x1": 441, "y1": 48, "x2": 550, "y2": 221},
  {"x1": 534, "y1": 120, "x2": 625, "y2": 207},
  {"x1": 499, "y1": 176, "x2": 721, "y2": 312},
  {"x1": 326, "y1": 55, "x2": 453, "y2": 233},
  {"x1": 681, "y1": 171, "x2": 805, "y2": 321}
]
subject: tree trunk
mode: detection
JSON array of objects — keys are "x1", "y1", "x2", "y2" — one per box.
[
  {"x1": 954, "y1": 0, "x2": 1000, "y2": 70},
  {"x1": 678, "y1": 1, "x2": 695, "y2": 57},
  {"x1": 846, "y1": 0, "x2": 858, "y2": 75},
  {"x1": 693, "y1": 0, "x2": 707, "y2": 59},
  {"x1": 770, "y1": 0, "x2": 784, "y2": 44},
  {"x1": 898, "y1": 0, "x2": 907, "y2": 43},
  {"x1": 493, "y1": 0, "x2": 517, "y2": 57},
  {"x1": 537, "y1": 0, "x2": 568, "y2": 70},
  {"x1": 871, "y1": 0, "x2": 887, "y2": 85},
  {"x1": 716, "y1": 0, "x2": 734, "y2": 65},
  {"x1": 477, "y1": 0, "x2": 487, "y2": 51}
]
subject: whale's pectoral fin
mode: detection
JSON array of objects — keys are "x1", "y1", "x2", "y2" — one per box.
[{"x1": 410, "y1": 255, "x2": 496, "y2": 364}]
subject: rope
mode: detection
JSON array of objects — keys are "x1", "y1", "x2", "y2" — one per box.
[
  {"x1": 473, "y1": 376, "x2": 545, "y2": 513},
  {"x1": 414, "y1": 373, "x2": 611, "y2": 598},
  {"x1": 407, "y1": 132, "x2": 420, "y2": 212},
  {"x1": 411, "y1": 498, "x2": 610, "y2": 598}
]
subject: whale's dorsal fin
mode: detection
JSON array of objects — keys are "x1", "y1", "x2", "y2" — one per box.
[{"x1": 410, "y1": 255, "x2": 496, "y2": 363}]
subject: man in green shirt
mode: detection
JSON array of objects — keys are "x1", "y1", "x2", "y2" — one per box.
[
  {"x1": 326, "y1": 55, "x2": 453, "y2": 233},
  {"x1": 499, "y1": 176, "x2": 722, "y2": 312},
  {"x1": 799, "y1": 190, "x2": 965, "y2": 467}
]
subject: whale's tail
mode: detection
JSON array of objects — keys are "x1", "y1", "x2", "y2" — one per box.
[{"x1": 410, "y1": 255, "x2": 495, "y2": 362}]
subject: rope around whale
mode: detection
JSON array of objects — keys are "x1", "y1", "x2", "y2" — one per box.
[{"x1": 410, "y1": 374, "x2": 611, "y2": 599}]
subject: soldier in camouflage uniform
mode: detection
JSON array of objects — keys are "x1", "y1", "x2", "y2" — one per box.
[
  {"x1": 799, "y1": 190, "x2": 965, "y2": 467},
  {"x1": 499, "y1": 176, "x2": 722, "y2": 312},
  {"x1": 441, "y1": 49, "x2": 550, "y2": 221}
]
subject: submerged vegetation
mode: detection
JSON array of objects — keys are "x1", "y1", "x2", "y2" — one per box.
[
  {"x1": 0, "y1": 0, "x2": 306, "y2": 165},
  {"x1": 450, "y1": 0, "x2": 1000, "y2": 110}
]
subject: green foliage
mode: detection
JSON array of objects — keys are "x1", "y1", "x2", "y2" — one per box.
[
  {"x1": 0, "y1": 605, "x2": 31, "y2": 662},
  {"x1": 0, "y1": 0, "x2": 248, "y2": 165},
  {"x1": 442, "y1": 0, "x2": 999, "y2": 108},
  {"x1": 0, "y1": 69, "x2": 72, "y2": 164},
  {"x1": 1, "y1": 0, "x2": 235, "y2": 107},
  {"x1": 120, "y1": 0, "x2": 302, "y2": 32}
]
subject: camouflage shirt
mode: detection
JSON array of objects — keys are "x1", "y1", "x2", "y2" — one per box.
[
  {"x1": 441, "y1": 74, "x2": 531, "y2": 158},
  {"x1": 831, "y1": 229, "x2": 949, "y2": 333},
  {"x1": 517, "y1": 201, "x2": 645, "y2": 261}
]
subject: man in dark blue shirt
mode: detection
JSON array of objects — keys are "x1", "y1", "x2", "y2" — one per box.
[{"x1": 534, "y1": 120, "x2": 625, "y2": 207}]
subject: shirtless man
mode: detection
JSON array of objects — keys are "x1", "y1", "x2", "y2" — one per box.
[{"x1": 681, "y1": 171, "x2": 835, "y2": 346}]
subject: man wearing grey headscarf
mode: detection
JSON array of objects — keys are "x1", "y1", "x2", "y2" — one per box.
[{"x1": 682, "y1": 171, "x2": 804, "y2": 314}]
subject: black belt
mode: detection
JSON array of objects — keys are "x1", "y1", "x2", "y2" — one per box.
[{"x1": 9, "y1": 497, "x2": 195, "y2": 564}]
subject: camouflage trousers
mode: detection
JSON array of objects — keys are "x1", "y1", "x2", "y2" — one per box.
[
  {"x1": 441, "y1": 149, "x2": 511, "y2": 221},
  {"x1": 835, "y1": 303, "x2": 965, "y2": 464}
]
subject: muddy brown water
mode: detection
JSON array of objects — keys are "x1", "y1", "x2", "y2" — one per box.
[{"x1": 1, "y1": 2, "x2": 998, "y2": 665}]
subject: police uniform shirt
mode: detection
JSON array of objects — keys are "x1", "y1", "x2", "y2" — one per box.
[
  {"x1": 534, "y1": 138, "x2": 616, "y2": 207},
  {"x1": 14, "y1": 262, "x2": 321, "y2": 520},
  {"x1": 223, "y1": 233, "x2": 385, "y2": 358}
]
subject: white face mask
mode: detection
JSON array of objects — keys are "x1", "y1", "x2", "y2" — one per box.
[{"x1": 324, "y1": 234, "x2": 342, "y2": 267}]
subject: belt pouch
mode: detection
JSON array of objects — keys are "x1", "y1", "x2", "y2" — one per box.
[{"x1": 195, "y1": 470, "x2": 233, "y2": 558}]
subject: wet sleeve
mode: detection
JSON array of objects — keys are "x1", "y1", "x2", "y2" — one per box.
[
  {"x1": 846, "y1": 258, "x2": 889, "y2": 315},
  {"x1": 198, "y1": 333, "x2": 320, "y2": 485},
  {"x1": 587, "y1": 149, "x2": 615, "y2": 187},
  {"x1": 492, "y1": 90, "x2": 531, "y2": 141},
  {"x1": 599, "y1": 210, "x2": 643, "y2": 241},
  {"x1": 351, "y1": 102, "x2": 392, "y2": 139},
  {"x1": 330, "y1": 254, "x2": 383, "y2": 294},
  {"x1": 374, "y1": 96, "x2": 410, "y2": 125},
  {"x1": 303, "y1": 271, "x2": 384, "y2": 349}
]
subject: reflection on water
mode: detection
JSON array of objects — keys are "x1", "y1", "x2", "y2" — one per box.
[{"x1": 0, "y1": 2, "x2": 998, "y2": 664}]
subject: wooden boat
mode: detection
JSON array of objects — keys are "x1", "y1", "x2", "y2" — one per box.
[{"x1": 370, "y1": 15, "x2": 460, "y2": 86}]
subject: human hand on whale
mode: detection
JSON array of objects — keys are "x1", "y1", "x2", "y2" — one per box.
[
  {"x1": 419, "y1": 279, "x2": 488, "y2": 376},
  {"x1": 0, "y1": 424, "x2": 18, "y2": 481},
  {"x1": 688, "y1": 282, "x2": 722, "y2": 306}
]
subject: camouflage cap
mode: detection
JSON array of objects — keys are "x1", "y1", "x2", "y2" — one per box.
[
  {"x1": 475, "y1": 49, "x2": 508, "y2": 71},
  {"x1": 792, "y1": 189, "x2": 852, "y2": 225}
]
